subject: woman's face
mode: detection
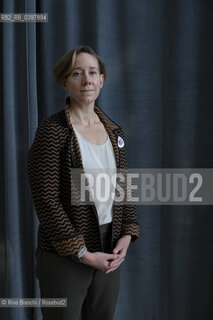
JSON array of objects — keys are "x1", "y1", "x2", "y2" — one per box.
[{"x1": 63, "y1": 52, "x2": 104, "y2": 107}]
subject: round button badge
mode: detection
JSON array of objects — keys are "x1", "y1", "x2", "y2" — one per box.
[{"x1": 117, "y1": 136, "x2": 125, "y2": 148}]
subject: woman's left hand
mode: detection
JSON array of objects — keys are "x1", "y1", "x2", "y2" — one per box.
[{"x1": 105, "y1": 235, "x2": 131, "y2": 274}]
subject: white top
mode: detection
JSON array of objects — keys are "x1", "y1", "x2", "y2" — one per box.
[{"x1": 73, "y1": 127, "x2": 116, "y2": 225}]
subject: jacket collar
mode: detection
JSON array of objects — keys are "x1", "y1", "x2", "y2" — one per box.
[{"x1": 64, "y1": 96, "x2": 122, "y2": 169}]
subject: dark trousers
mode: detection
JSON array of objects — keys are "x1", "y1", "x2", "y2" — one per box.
[{"x1": 35, "y1": 223, "x2": 120, "y2": 320}]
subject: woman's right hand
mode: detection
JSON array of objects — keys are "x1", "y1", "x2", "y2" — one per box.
[{"x1": 81, "y1": 251, "x2": 122, "y2": 273}]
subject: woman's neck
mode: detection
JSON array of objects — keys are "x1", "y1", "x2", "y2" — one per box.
[{"x1": 69, "y1": 101, "x2": 98, "y2": 128}]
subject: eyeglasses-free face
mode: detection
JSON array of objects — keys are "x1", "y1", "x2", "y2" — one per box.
[{"x1": 63, "y1": 52, "x2": 104, "y2": 108}]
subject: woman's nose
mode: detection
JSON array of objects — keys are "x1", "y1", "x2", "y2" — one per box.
[{"x1": 82, "y1": 72, "x2": 91, "y2": 85}]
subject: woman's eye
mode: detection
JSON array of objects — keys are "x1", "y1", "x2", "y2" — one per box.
[
  {"x1": 90, "y1": 71, "x2": 97, "y2": 75},
  {"x1": 73, "y1": 71, "x2": 82, "y2": 77}
]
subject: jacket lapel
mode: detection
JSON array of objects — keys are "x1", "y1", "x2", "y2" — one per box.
[{"x1": 65, "y1": 102, "x2": 84, "y2": 169}]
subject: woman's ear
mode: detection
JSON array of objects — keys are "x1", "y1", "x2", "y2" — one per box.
[
  {"x1": 100, "y1": 74, "x2": 104, "y2": 88},
  {"x1": 62, "y1": 79, "x2": 67, "y2": 91}
]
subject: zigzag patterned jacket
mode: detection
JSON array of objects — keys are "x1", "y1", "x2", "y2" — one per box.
[{"x1": 28, "y1": 99, "x2": 139, "y2": 256}]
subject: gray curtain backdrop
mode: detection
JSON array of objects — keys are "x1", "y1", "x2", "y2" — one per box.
[{"x1": 1, "y1": 0, "x2": 213, "y2": 319}]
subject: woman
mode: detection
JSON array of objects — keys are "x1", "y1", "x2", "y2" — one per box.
[{"x1": 28, "y1": 45, "x2": 139, "y2": 320}]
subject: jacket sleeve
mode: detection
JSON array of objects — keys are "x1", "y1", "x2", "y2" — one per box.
[
  {"x1": 27, "y1": 119, "x2": 85, "y2": 256},
  {"x1": 120, "y1": 131, "x2": 140, "y2": 242},
  {"x1": 122, "y1": 205, "x2": 139, "y2": 242}
]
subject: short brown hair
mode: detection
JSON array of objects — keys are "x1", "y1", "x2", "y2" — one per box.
[{"x1": 53, "y1": 45, "x2": 106, "y2": 85}]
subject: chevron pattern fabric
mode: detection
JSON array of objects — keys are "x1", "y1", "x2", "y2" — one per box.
[{"x1": 27, "y1": 99, "x2": 139, "y2": 256}]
